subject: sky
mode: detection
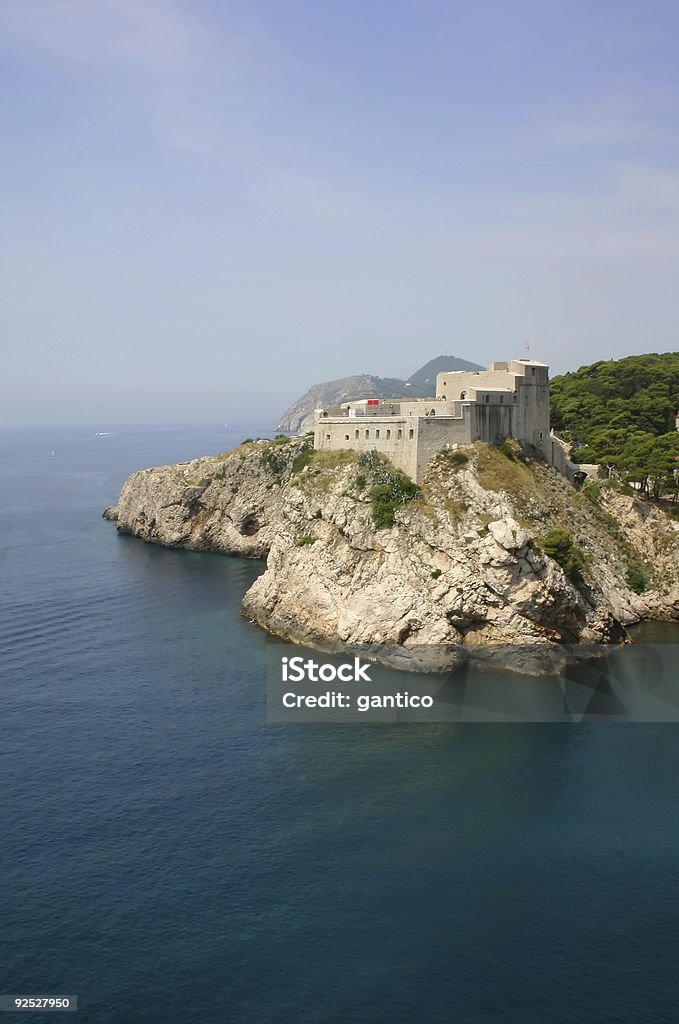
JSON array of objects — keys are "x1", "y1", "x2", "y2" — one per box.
[{"x1": 1, "y1": 0, "x2": 678, "y2": 425}]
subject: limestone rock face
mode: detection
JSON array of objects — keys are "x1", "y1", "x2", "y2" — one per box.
[
  {"x1": 598, "y1": 489, "x2": 679, "y2": 621},
  {"x1": 106, "y1": 440, "x2": 679, "y2": 672},
  {"x1": 241, "y1": 467, "x2": 624, "y2": 670},
  {"x1": 112, "y1": 440, "x2": 307, "y2": 558}
]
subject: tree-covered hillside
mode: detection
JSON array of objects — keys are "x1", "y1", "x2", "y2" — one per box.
[{"x1": 550, "y1": 353, "x2": 679, "y2": 499}]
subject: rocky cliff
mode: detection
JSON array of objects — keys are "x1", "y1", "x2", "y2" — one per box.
[
  {"x1": 104, "y1": 440, "x2": 303, "y2": 558},
  {"x1": 104, "y1": 437, "x2": 679, "y2": 673}
]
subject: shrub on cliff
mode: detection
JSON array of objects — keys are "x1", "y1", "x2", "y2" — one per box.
[
  {"x1": 626, "y1": 563, "x2": 650, "y2": 594},
  {"x1": 370, "y1": 485, "x2": 398, "y2": 528},
  {"x1": 357, "y1": 450, "x2": 420, "y2": 529},
  {"x1": 261, "y1": 445, "x2": 289, "y2": 479},
  {"x1": 542, "y1": 528, "x2": 587, "y2": 587}
]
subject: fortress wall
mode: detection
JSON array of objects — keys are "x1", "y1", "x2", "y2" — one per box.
[
  {"x1": 413, "y1": 416, "x2": 473, "y2": 481},
  {"x1": 549, "y1": 436, "x2": 574, "y2": 480},
  {"x1": 340, "y1": 399, "x2": 461, "y2": 418},
  {"x1": 437, "y1": 369, "x2": 516, "y2": 400},
  {"x1": 397, "y1": 400, "x2": 460, "y2": 417},
  {"x1": 512, "y1": 380, "x2": 550, "y2": 453},
  {"x1": 549, "y1": 436, "x2": 601, "y2": 482},
  {"x1": 470, "y1": 403, "x2": 515, "y2": 445},
  {"x1": 314, "y1": 418, "x2": 413, "y2": 476}
]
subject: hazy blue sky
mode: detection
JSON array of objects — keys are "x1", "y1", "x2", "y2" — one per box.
[{"x1": 1, "y1": 0, "x2": 678, "y2": 424}]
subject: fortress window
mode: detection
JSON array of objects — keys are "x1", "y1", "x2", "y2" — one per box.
[
  {"x1": 485, "y1": 395, "x2": 490, "y2": 403},
  {"x1": 429, "y1": 409, "x2": 435, "y2": 416},
  {"x1": 344, "y1": 434, "x2": 349, "y2": 440},
  {"x1": 397, "y1": 429, "x2": 402, "y2": 439},
  {"x1": 355, "y1": 430, "x2": 359, "y2": 439},
  {"x1": 386, "y1": 429, "x2": 391, "y2": 439},
  {"x1": 531, "y1": 367, "x2": 536, "y2": 376},
  {"x1": 460, "y1": 391, "x2": 466, "y2": 399},
  {"x1": 365, "y1": 429, "x2": 370, "y2": 439},
  {"x1": 326, "y1": 434, "x2": 330, "y2": 440},
  {"x1": 500, "y1": 396, "x2": 504, "y2": 404},
  {"x1": 409, "y1": 429, "x2": 414, "y2": 439},
  {"x1": 375, "y1": 429, "x2": 380, "y2": 439}
]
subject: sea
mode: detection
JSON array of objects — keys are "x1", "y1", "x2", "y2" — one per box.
[{"x1": 1, "y1": 423, "x2": 679, "y2": 1024}]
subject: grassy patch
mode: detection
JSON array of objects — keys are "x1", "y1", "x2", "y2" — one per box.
[
  {"x1": 296, "y1": 535, "x2": 316, "y2": 546},
  {"x1": 407, "y1": 497, "x2": 439, "y2": 522},
  {"x1": 444, "y1": 498, "x2": 468, "y2": 525},
  {"x1": 291, "y1": 448, "x2": 314, "y2": 474},
  {"x1": 475, "y1": 443, "x2": 533, "y2": 495},
  {"x1": 435, "y1": 448, "x2": 470, "y2": 470},
  {"x1": 293, "y1": 448, "x2": 356, "y2": 474},
  {"x1": 292, "y1": 448, "x2": 359, "y2": 496},
  {"x1": 314, "y1": 449, "x2": 358, "y2": 468}
]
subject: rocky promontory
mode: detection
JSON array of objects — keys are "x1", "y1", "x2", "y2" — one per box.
[{"x1": 104, "y1": 437, "x2": 679, "y2": 673}]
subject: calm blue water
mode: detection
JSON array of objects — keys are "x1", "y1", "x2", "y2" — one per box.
[{"x1": 2, "y1": 424, "x2": 679, "y2": 1024}]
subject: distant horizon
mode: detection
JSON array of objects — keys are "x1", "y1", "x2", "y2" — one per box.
[
  {"x1": 3, "y1": 1, "x2": 678, "y2": 425},
  {"x1": 1, "y1": 344, "x2": 678, "y2": 428}
]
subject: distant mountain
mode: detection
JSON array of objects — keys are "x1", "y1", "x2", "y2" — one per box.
[
  {"x1": 406, "y1": 355, "x2": 482, "y2": 390},
  {"x1": 276, "y1": 355, "x2": 484, "y2": 434}
]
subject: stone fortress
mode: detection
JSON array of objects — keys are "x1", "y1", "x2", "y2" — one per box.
[{"x1": 313, "y1": 358, "x2": 579, "y2": 483}]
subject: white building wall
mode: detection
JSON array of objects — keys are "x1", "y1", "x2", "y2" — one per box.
[{"x1": 314, "y1": 417, "x2": 417, "y2": 477}]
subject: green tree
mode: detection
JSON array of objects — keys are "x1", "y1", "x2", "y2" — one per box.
[{"x1": 550, "y1": 353, "x2": 679, "y2": 499}]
